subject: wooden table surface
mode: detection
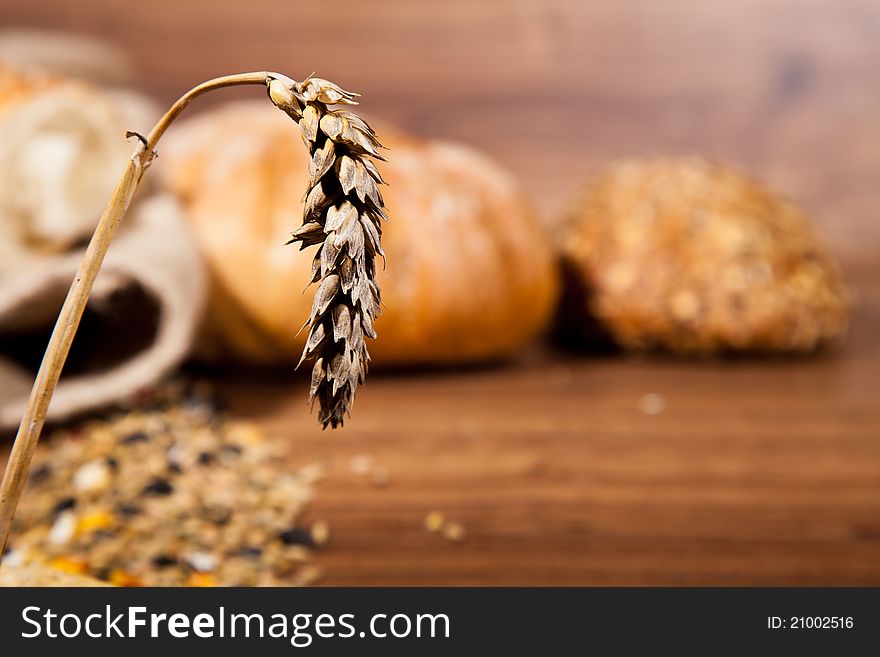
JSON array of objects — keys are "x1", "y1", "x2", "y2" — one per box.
[
  {"x1": 1, "y1": 0, "x2": 879, "y2": 585},
  {"x1": 215, "y1": 263, "x2": 879, "y2": 586}
]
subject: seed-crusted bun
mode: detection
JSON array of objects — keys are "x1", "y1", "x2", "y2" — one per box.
[
  {"x1": 160, "y1": 101, "x2": 559, "y2": 366},
  {"x1": 557, "y1": 157, "x2": 850, "y2": 354}
]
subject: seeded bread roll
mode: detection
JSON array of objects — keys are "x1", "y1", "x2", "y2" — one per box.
[
  {"x1": 160, "y1": 102, "x2": 559, "y2": 365},
  {"x1": 557, "y1": 157, "x2": 850, "y2": 354}
]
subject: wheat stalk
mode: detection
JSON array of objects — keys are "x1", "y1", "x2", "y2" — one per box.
[
  {"x1": 268, "y1": 75, "x2": 387, "y2": 429},
  {"x1": 0, "y1": 71, "x2": 380, "y2": 563}
]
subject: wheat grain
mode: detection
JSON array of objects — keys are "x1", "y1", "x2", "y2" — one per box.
[{"x1": 268, "y1": 74, "x2": 387, "y2": 429}]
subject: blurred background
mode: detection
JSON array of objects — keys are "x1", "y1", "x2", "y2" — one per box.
[
  {"x1": 0, "y1": 0, "x2": 878, "y2": 586},
  {"x1": 1, "y1": 0, "x2": 876, "y2": 256}
]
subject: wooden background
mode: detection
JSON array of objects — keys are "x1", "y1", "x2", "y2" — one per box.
[{"x1": 1, "y1": 0, "x2": 879, "y2": 585}]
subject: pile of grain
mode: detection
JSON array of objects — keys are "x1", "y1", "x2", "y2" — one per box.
[{"x1": 6, "y1": 383, "x2": 326, "y2": 586}]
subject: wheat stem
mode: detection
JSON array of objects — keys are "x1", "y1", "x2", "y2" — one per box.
[
  {"x1": 0, "y1": 72, "x2": 283, "y2": 565},
  {"x1": 144, "y1": 71, "x2": 271, "y2": 150}
]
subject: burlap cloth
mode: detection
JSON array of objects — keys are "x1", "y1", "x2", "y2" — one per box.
[
  {"x1": 0, "y1": 55, "x2": 208, "y2": 433},
  {"x1": 0, "y1": 194, "x2": 207, "y2": 431}
]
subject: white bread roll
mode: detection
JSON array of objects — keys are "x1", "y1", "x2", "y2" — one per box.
[{"x1": 0, "y1": 65, "x2": 157, "y2": 272}]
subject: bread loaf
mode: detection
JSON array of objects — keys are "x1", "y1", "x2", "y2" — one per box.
[
  {"x1": 557, "y1": 157, "x2": 850, "y2": 354},
  {"x1": 0, "y1": 64, "x2": 156, "y2": 272},
  {"x1": 160, "y1": 102, "x2": 559, "y2": 366}
]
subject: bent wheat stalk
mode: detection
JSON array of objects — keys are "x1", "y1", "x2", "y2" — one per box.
[{"x1": 0, "y1": 71, "x2": 387, "y2": 563}]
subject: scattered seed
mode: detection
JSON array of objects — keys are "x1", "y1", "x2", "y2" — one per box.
[
  {"x1": 120, "y1": 431, "x2": 148, "y2": 445},
  {"x1": 349, "y1": 454, "x2": 373, "y2": 475},
  {"x1": 279, "y1": 528, "x2": 315, "y2": 547},
  {"x1": 204, "y1": 506, "x2": 232, "y2": 526},
  {"x1": 2, "y1": 549, "x2": 23, "y2": 567},
  {"x1": 73, "y1": 460, "x2": 111, "y2": 493},
  {"x1": 29, "y1": 464, "x2": 52, "y2": 484},
  {"x1": 638, "y1": 392, "x2": 667, "y2": 416},
  {"x1": 442, "y1": 522, "x2": 467, "y2": 543},
  {"x1": 142, "y1": 478, "x2": 174, "y2": 496},
  {"x1": 152, "y1": 554, "x2": 177, "y2": 568},
  {"x1": 117, "y1": 503, "x2": 141, "y2": 518},
  {"x1": 284, "y1": 546, "x2": 312, "y2": 563},
  {"x1": 76, "y1": 511, "x2": 114, "y2": 534},
  {"x1": 370, "y1": 465, "x2": 391, "y2": 487},
  {"x1": 225, "y1": 421, "x2": 263, "y2": 445},
  {"x1": 298, "y1": 462, "x2": 328, "y2": 485},
  {"x1": 50, "y1": 556, "x2": 88, "y2": 575},
  {"x1": 186, "y1": 572, "x2": 218, "y2": 587},
  {"x1": 53, "y1": 497, "x2": 76, "y2": 515},
  {"x1": 185, "y1": 551, "x2": 218, "y2": 572},
  {"x1": 220, "y1": 444, "x2": 243, "y2": 457},
  {"x1": 237, "y1": 547, "x2": 262, "y2": 559},
  {"x1": 166, "y1": 442, "x2": 186, "y2": 467},
  {"x1": 47, "y1": 511, "x2": 76, "y2": 545},
  {"x1": 311, "y1": 520, "x2": 330, "y2": 547},
  {"x1": 109, "y1": 570, "x2": 144, "y2": 587},
  {"x1": 290, "y1": 565, "x2": 323, "y2": 587},
  {"x1": 424, "y1": 511, "x2": 445, "y2": 533}
]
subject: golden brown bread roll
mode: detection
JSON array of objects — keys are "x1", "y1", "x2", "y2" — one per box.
[
  {"x1": 558, "y1": 157, "x2": 850, "y2": 354},
  {"x1": 160, "y1": 102, "x2": 559, "y2": 365}
]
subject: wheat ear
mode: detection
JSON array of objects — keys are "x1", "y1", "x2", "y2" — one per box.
[
  {"x1": 0, "y1": 72, "x2": 371, "y2": 563},
  {"x1": 268, "y1": 75, "x2": 387, "y2": 429}
]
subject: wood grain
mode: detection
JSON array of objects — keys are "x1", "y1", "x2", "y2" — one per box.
[
  {"x1": 209, "y1": 266, "x2": 880, "y2": 586},
  {"x1": 1, "y1": 0, "x2": 878, "y2": 585}
]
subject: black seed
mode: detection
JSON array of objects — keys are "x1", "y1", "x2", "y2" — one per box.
[
  {"x1": 204, "y1": 506, "x2": 231, "y2": 525},
  {"x1": 220, "y1": 444, "x2": 242, "y2": 456},
  {"x1": 238, "y1": 546, "x2": 263, "y2": 558},
  {"x1": 183, "y1": 387, "x2": 226, "y2": 414},
  {"x1": 197, "y1": 451, "x2": 215, "y2": 465},
  {"x1": 118, "y1": 504, "x2": 141, "y2": 517},
  {"x1": 105, "y1": 457, "x2": 119, "y2": 471},
  {"x1": 279, "y1": 528, "x2": 315, "y2": 547},
  {"x1": 152, "y1": 554, "x2": 178, "y2": 568},
  {"x1": 121, "y1": 431, "x2": 148, "y2": 445},
  {"x1": 29, "y1": 464, "x2": 52, "y2": 484},
  {"x1": 53, "y1": 497, "x2": 76, "y2": 515},
  {"x1": 142, "y1": 478, "x2": 174, "y2": 496},
  {"x1": 167, "y1": 462, "x2": 182, "y2": 474}
]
